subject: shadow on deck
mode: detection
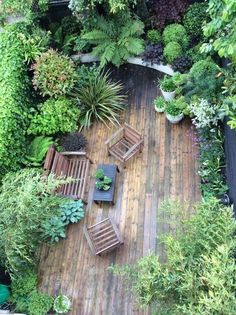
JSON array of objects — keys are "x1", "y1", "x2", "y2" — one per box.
[{"x1": 38, "y1": 64, "x2": 200, "y2": 315}]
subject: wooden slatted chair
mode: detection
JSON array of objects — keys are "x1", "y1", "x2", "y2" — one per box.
[
  {"x1": 105, "y1": 123, "x2": 144, "y2": 167},
  {"x1": 83, "y1": 217, "x2": 123, "y2": 255},
  {"x1": 43, "y1": 146, "x2": 92, "y2": 202}
]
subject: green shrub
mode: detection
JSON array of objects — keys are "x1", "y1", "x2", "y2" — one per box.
[
  {"x1": 163, "y1": 23, "x2": 189, "y2": 47},
  {"x1": 159, "y1": 75, "x2": 175, "y2": 92},
  {"x1": 60, "y1": 199, "x2": 84, "y2": 225},
  {"x1": 0, "y1": 0, "x2": 48, "y2": 18},
  {"x1": 183, "y1": 2, "x2": 209, "y2": 37},
  {"x1": 165, "y1": 99, "x2": 183, "y2": 116},
  {"x1": 32, "y1": 49, "x2": 78, "y2": 97},
  {"x1": 0, "y1": 23, "x2": 32, "y2": 178},
  {"x1": 153, "y1": 97, "x2": 166, "y2": 110},
  {"x1": 163, "y1": 42, "x2": 182, "y2": 64},
  {"x1": 28, "y1": 97, "x2": 80, "y2": 135},
  {"x1": 111, "y1": 198, "x2": 236, "y2": 314},
  {"x1": 41, "y1": 217, "x2": 66, "y2": 243},
  {"x1": 28, "y1": 291, "x2": 53, "y2": 315},
  {"x1": 147, "y1": 29, "x2": 162, "y2": 44},
  {"x1": 74, "y1": 70, "x2": 125, "y2": 129},
  {"x1": 54, "y1": 295, "x2": 71, "y2": 313},
  {"x1": 81, "y1": 13, "x2": 144, "y2": 67},
  {"x1": 0, "y1": 169, "x2": 68, "y2": 274}
]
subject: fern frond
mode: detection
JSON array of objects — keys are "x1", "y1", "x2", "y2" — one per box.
[
  {"x1": 120, "y1": 20, "x2": 144, "y2": 39},
  {"x1": 82, "y1": 30, "x2": 109, "y2": 44},
  {"x1": 125, "y1": 38, "x2": 144, "y2": 55}
]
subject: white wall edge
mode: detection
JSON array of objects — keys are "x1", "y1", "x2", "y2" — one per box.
[{"x1": 71, "y1": 53, "x2": 175, "y2": 76}]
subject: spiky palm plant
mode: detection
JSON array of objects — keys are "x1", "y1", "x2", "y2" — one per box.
[
  {"x1": 81, "y1": 14, "x2": 145, "y2": 67},
  {"x1": 74, "y1": 71, "x2": 126, "y2": 129}
]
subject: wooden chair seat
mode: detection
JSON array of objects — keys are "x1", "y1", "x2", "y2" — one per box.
[
  {"x1": 105, "y1": 123, "x2": 144, "y2": 167},
  {"x1": 84, "y1": 218, "x2": 123, "y2": 255},
  {"x1": 44, "y1": 146, "x2": 92, "y2": 202}
]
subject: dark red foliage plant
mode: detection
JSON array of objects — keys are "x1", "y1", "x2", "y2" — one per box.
[{"x1": 148, "y1": 0, "x2": 188, "y2": 29}]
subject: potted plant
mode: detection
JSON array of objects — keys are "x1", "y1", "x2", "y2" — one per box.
[
  {"x1": 95, "y1": 169, "x2": 112, "y2": 191},
  {"x1": 165, "y1": 99, "x2": 184, "y2": 123},
  {"x1": 159, "y1": 75, "x2": 176, "y2": 101},
  {"x1": 153, "y1": 97, "x2": 166, "y2": 113},
  {"x1": 54, "y1": 294, "x2": 71, "y2": 314}
]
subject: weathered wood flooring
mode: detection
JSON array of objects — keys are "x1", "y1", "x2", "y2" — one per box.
[{"x1": 38, "y1": 65, "x2": 200, "y2": 315}]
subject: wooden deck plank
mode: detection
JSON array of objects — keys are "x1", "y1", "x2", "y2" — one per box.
[{"x1": 38, "y1": 64, "x2": 200, "y2": 315}]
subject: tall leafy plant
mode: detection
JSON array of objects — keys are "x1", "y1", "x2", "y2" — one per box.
[
  {"x1": 0, "y1": 169, "x2": 69, "y2": 274},
  {"x1": 111, "y1": 198, "x2": 236, "y2": 314},
  {"x1": 81, "y1": 13, "x2": 144, "y2": 67}
]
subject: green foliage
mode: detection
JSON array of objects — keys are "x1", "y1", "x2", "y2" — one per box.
[
  {"x1": 28, "y1": 291, "x2": 53, "y2": 315},
  {"x1": 60, "y1": 200, "x2": 84, "y2": 225},
  {"x1": 160, "y1": 75, "x2": 175, "y2": 92},
  {"x1": 111, "y1": 198, "x2": 236, "y2": 314},
  {"x1": 0, "y1": 169, "x2": 68, "y2": 274},
  {"x1": 165, "y1": 98, "x2": 185, "y2": 117},
  {"x1": 163, "y1": 24, "x2": 189, "y2": 48},
  {"x1": 41, "y1": 200, "x2": 84, "y2": 243},
  {"x1": 81, "y1": 13, "x2": 144, "y2": 67},
  {"x1": 32, "y1": 49, "x2": 78, "y2": 97},
  {"x1": 0, "y1": 23, "x2": 34, "y2": 179},
  {"x1": 54, "y1": 295, "x2": 71, "y2": 313},
  {"x1": 183, "y1": 2, "x2": 209, "y2": 37},
  {"x1": 147, "y1": 29, "x2": 162, "y2": 44},
  {"x1": 201, "y1": 0, "x2": 236, "y2": 60},
  {"x1": 73, "y1": 70, "x2": 125, "y2": 129},
  {"x1": 163, "y1": 42, "x2": 182, "y2": 64},
  {"x1": 23, "y1": 136, "x2": 54, "y2": 167},
  {"x1": 95, "y1": 170, "x2": 112, "y2": 190},
  {"x1": 153, "y1": 97, "x2": 166, "y2": 110},
  {"x1": 28, "y1": 98, "x2": 80, "y2": 136},
  {"x1": 197, "y1": 127, "x2": 227, "y2": 198}
]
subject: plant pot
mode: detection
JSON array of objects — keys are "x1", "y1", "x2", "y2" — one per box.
[
  {"x1": 166, "y1": 113, "x2": 184, "y2": 124},
  {"x1": 160, "y1": 88, "x2": 176, "y2": 101},
  {"x1": 154, "y1": 104, "x2": 165, "y2": 113}
]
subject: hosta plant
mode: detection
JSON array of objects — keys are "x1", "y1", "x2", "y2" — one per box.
[
  {"x1": 81, "y1": 13, "x2": 144, "y2": 67},
  {"x1": 60, "y1": 200, "x2": 84, "y2": 225},
  {"x1": 32, "y1": 49, "x2": 78, "y2": 97},
  {"x1": 73, "y1": 71, "x2": 126, "y2": 129}
]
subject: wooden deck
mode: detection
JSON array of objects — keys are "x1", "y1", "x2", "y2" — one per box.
[{"x1": 38, "y1": 65, "x2": 200, "y2": 315}]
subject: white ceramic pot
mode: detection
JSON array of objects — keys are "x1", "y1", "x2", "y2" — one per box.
[
  {"x1": 160, "y1": 88, "x2": 176, "y2": 101},
  {"x1": 154, "y1": 104, "x2": 165, "y2": 113},
  {"x1": 166, "y1": 113, "x2": 184, "y2": 124}
]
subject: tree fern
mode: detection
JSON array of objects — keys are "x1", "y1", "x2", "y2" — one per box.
[{"x1": 81, "y1": 13, "x2": 144, "y2": 67}]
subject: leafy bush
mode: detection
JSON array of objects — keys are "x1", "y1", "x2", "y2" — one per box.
[
  {"x1": 54, "y1": 295, "x2": 71, "y2": 313},
  {"x1": 0, "y1": 0, "x2": 48, "y2": 18},
  {"x1": 149, "y1": 0, "x2": 188, "y2": 29},
  {"x1": 163, "y1": 42, "x2": 182, "y2": 64},
  {"x1": 0, "y1": 23, "x2": 33, "y2": 178},
  {"x1": 165, "y1": 99, "x2": 183, "y2": 116},
  {"x1": 28, "y1": 291, "x2": 53, "y2": 315},
  {"x1": 163, "y1": 23, "x2": 189, "y2": 47},
  {"x1": 183, "y1": 2, "x2": 209, "y2": 37},
  {"x1": 172, "y1": 56, "x2": 192, "y2": 73},
  {"x1": 111, "y1": 198, "x2": 236, "y2": 314},
  {"x1": 60, "y1": 132, "x2": 87, "y2": 151},
  {"x1": 41, "y1": 200, "x2": 84, "y2": 243},
  {"x1": 32, "y1": 49, "x2": 78, "y2": 97},
  {"x1": 74, "y1": 71, "x2": 125, "y2": 128},
  {"x1": 23, "y1": 136, "x2": 54, "y2": 166},
  {"x1": 28, "y1": 98, "x2": 80, "y2": 135},
  {"x1": 142, "y1": 43, "x2": 164, "y2": 64},
  {"x1": 81, "y1": 13, "x2": 144, "y2": 67},
  {"x1": 0, "y1": 169, "x2": 68, "y2": 274},
  {"x1": 147, "y1": 29, "x2": 161, "y2": 44}
]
